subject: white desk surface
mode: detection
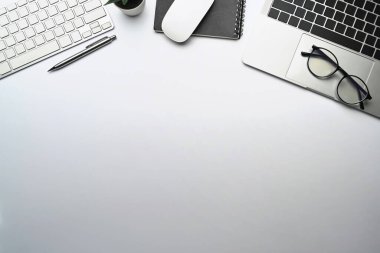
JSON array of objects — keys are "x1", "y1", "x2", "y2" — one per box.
[{"x1": 1, "y1": 0, "x2": 380, "y2": 252}]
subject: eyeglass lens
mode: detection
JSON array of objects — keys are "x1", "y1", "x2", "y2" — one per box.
[
  {"x1": 337, "y1": 75, "x2": 369, "y2": 104},
  {"x1": 307, "y1": 48, "x2": 338, "y2": 77}
]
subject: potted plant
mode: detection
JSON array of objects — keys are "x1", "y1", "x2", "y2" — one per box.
[{"x1": 105, "y1": 0, "x2": 145, "y2": 16}]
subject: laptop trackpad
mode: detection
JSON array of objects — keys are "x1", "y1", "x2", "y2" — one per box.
[{"x1": 286, "y1": 34, "x2": 374, "y2": 100}]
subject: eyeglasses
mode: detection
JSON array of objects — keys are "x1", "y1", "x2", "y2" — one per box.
[{"x1": 301, "y1": 45, "x2": 372, "y2": 110}]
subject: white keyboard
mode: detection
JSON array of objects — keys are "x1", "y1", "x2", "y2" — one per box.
[{"x1": 0, "y1": 0, "x2": 114, "y2": 79}]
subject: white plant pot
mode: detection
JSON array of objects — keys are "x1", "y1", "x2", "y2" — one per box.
[{"x1": 116, "y1": 0, "x2": 145, "y2": 16}]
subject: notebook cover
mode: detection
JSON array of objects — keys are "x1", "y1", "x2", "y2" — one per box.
[{"x1": 154, "y1": 0, "x2": 246, "y2": 39}]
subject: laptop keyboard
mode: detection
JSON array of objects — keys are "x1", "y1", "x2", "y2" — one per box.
[{"x1": 267, "y1": 0, "x2": 380, "y2": 60}]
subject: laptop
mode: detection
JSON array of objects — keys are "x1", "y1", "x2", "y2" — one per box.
[{"x1": 242, "y1": 0, "x2": 380, "y2": 118}]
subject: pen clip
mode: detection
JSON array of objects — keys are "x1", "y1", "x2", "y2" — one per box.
[{"x1": 86, "y1": 36, "x2": 109, "y2": 48}]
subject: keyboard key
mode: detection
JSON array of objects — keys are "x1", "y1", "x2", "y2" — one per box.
[
  {"x1": 295, "y1": 7, "x2": 306, "y2": 18},
  {"x1": 9, "y1": 23, "x2": 19, "y2": 34},
  {"x1": 278, "y1": 12, "x2": 290, "y2": 23},
  {"x1": 17, "y1": 0, "x2": 28, "y2": 6},
  {"x1": 58, "y1": 35, "x2": 72, "y2": 47},
  {"x1": 325, "y1": 19, "x2": 336, "y2": 29},
  {"x1": 353, "y1": 0, "x2": 365, "y2": 8},
  {"x1": 366, "y1": 13, "x2": 376, "y2": 23},
  {"x1": 345, "y1": 27, "x2": 356, "y2": 38},
  {"x1": 361, "y1": 45, "x2": 375, "y2": 57},
  {"x1": 24, "y1": 39, "x2": 35, "y2": 49},
  {"x1": 375, "y1": 28, "x2": 380, "y2": 38},
  {"x1": 335, "y1": 23, "x2": 346, "y2": 34},
  {"x1": 268, "y1": 8, "x2": 280, "y2": 19},
  {"x1": 355, "y1": 31, "x2": 366, "y2": 41},
  {"x1": 18, "y1": 6, "x2": 29, "y2": 17},
  {"x1": 354, "y1": 19, "x2": 365, "y2": 30},
  {"x1": 333, "y1": 11, "x2": 345, "y2": 22},
  {"x1": 375, "y1": 5, "x2": 380, "y2": 15},
  {"x1": 64, "y1": 21, "x2": 75, "y2": 32},
  {"x1": 57, "y1": 2, "x2": 68, "y2": 12},
  {"x1": 5, "y1": 48, "x2": 16, "y2": 58},
  {"x1": 314, "y1": 3, "x2": 325, "y2": 14},
  {"x1": 92, "y1": 26, "x2": 101, "y2": 34},
  {"x1": 364, "y1": 23, "x2": 375, "y2": 34},
  {"x1": 27, "y1": 14, "x2": 38, "y2": 25},
  {"x1": 324, "y1": 7, "x2": 335, "y2": 18},
  {"x1": 0, "y1": 15, "x2": 10, "y2": 26},
  {"x1": 0, "y1": 8, "x2": 6, "y2": 15},
  {"x1": 289, "y1": 16, "x2": 300, "y2": 27},
  {"x1": 83, "y1": 8, "x2": 106, "y2": 24},
  {"x1": 73, "y1": 5, "x2": 85, "y2": 16},
  {"x1": 48, "y1": 0, "x2": 59, "y2": 4},
  {"x1": 53, "y1": 26, "x2": 64, "y2": 37},
  {"x1": 0, "y1": 52, "x2": 6, "y2": 62},
  {"x1": 102, "y1": 22, "x2": 111, "y2": 30},
  {"x1": 0, "y1": 62, "x2": 12, "y2": 76},
  {"x1": 44, "y1": 30, "x2": 55, "y2": 41},
  {"x1": 15, "y1": 43, "x2": 26, "y2": 54},
  {"x1": 375, "y1": 50, "x2": 380, "y2": 60},
  {"x1": 47, "y1": 6, "x2": 58, "y2": 16},
  {"x1": 311, "y1": 24, "x2": 362, "y2": 51},
  {"x1": 343, "y1": 15, "x2": 354, "y2": 26},
  {"x1": 10, "y1": 41, "x2": 60, "y2": 69},
  {"x1": 8, "y1": 10, "x2": 19, "y2": 21},
  {"x1": 35, "y1": 35, "x2": 45, "y2": 45},
  {"x1": 67, "y1": 0, "x2": 78, "y2": 7},
  {"x1": 5, "y1": 36, "x2": 16, "y2": 46},
  {"x1": 54, "y1": 14, "x2": 65, "y2": 25},
  {"x1": 18, "y1": 19, "x2": 29, "y2": 29},
  {"x1": 14, "y1": 31, "x2": 26, "y2": 42},
  {"x1": 365, "y1": 35, "x2": 376, "y2": 46},
  {"x1": 44, "y1": 19, "x2": 55, "y2": 29},
  {"x1": 0, "y1": 28, "x2": 9, "y2": 38},
  {"x1": 64, "y1": 10, "x2": 75, "y2": 20},
  {"x1": 74, "y1": 18, "x2": 84, "y2": 28},
  {"x1": 305, "y1": 11, "x2": 316, "y2": 22},
  {"x1": 84, "y1": 0, "x2": 102, "y2": 12},
  {"x1": 24, "y1": 27, "x2": 35, "y2": 38},
  {"x1": 34, "y1": 23, "x2": 45, "y2": 34},
  {"x1": 37, "y1": 10, "x2": 48, "y2": 21},
  {"x1": 37, "y1": 0, "x2": 49, "y2": 9},
  {"x1": 7, "y1": 3, "x2": 17, "y2": 11},
  {"x1": 304, "y1": 0, "x2": 315, "y2": 10},
  {"x1": 70, "y1": 30, "x2": 81, "y2": 42},
  {"x1": 82, "y1": 30, "x2": 91, "y2": 38},
  {"x1": 298, "y1": 20, "x2": 312, "y2": 32},
  {"x1": 355, "y1": 9, "x2": 366, "y2": 19},
  {"x1": 89, "y1": 21, "x2": 99, "y2": 29},
  {"x1": 336, "y1": 1, "x2": 346, "y2": 11},
  {"x1": 345, "y1": 4, "x2": 356, "y2": 15},
  {"x1": 315, "y1": 15, "x2": 326, "y2": 26},
  {"x1": 28, "y1": 2, "x2": 39, "y2": 13},
  {"x1": 0, "y1": 41, "x2": 6, "y2": 50}
]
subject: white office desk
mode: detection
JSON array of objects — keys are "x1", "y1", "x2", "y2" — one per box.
[{"x1": 1, "y1": 0, "x2": 380, "y2": 252}]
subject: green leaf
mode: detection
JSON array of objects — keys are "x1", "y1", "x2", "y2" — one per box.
[{"x1": 105, "y1": 0, "x2": 121, "y2": 5}]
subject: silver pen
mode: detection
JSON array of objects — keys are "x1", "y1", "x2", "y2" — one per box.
[{"x1": 48, "y1": 35, "x2": 117, "y2": 72}]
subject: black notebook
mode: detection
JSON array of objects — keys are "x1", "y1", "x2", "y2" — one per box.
[{"x1": 154, "y1": 0, "x2": 246, "y2": 40}]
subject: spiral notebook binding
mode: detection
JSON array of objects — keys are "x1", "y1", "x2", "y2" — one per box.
[{"x1": 234, "y1": 0, "x2": 246, "y2": 38}]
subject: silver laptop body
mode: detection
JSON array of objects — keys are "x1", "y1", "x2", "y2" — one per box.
[{"x1": 242, "y1": 0, "x2": 380, "y2": 118}]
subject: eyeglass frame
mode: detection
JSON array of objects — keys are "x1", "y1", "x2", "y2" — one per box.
[{"x1": 301, "y1": 45, "x2": 372, "y2": 110}]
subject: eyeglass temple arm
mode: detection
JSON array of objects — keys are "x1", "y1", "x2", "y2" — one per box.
[{"x1": 301, "y1": 50, "x2": 336, "y2": 65}]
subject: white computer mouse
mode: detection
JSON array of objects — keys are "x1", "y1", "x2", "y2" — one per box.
[{"x1": 162, "y1": 0, "x2": 215, "y2": 43}]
